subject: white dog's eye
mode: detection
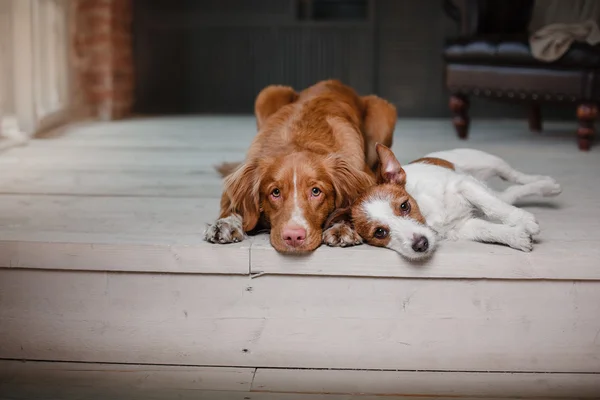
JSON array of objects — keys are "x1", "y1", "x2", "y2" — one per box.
[
  {"x1": 373, "y1": 227, "x2": 388, "y2": 239},
  {"x1": 400, "y1": 201, "x2": 411, "y2": 213}
]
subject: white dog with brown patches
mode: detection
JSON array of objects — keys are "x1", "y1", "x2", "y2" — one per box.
[{"x1": 344, "y1": 144, "x2": 561, "y2": 260}]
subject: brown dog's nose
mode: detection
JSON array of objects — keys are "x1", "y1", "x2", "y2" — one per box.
[{"x1": 282, "y1": 227, "x2": 306, "y2": 247}]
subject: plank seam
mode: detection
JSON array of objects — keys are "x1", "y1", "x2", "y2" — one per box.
[{"x1": 1, "y1": 358, "x2": 598, "y2": 375}]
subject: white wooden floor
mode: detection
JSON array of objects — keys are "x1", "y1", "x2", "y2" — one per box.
[
  {"x1": 0, "y1": 117, "x2": 598, "y2": 278},
  {"x1": 1, "y1": 117, "x2": 600, "y2": 399}
]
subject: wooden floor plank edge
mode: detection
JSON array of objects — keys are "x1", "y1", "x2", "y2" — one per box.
[
  {"x1": 0, "y1": 240, "x2": 251, "y2": 275},
  {"x1": 1, "y1": 359, "x2": 598, "y2": 399},
  {"x1": 2, "y1": 358, "x2": 599, "y2": 375}
]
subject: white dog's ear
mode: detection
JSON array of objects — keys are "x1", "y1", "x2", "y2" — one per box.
[{"x1": 375, "y1": 143, "x2": 406, "y2": 185}]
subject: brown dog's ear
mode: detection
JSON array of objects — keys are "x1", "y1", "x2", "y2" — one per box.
[
  {"x1": 325, "y1": 156, "x2": 375, "y2": 208},
  {"x1": 375, "y1": 143, "x2": 406, "y2": 185},
  {"x1": 362, "y1": 95, "x2": 397, "y2": 169},
  {"x1": 255, "y1": 85, "x2": 299, "y2": 130},
  {"x1": 324, "y1": 206, "x2": 352, "y2": 230},
  {"x1": 223, "y1": 162, "x2": 262, "y2": 231}
]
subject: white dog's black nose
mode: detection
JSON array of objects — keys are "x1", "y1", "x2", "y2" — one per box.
[{"x1": 412, "y1": 236, "x2": 429, "y2": 252}]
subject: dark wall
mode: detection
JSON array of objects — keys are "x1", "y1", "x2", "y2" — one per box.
[
  {"x1": 133, "y1": 0, "x2": 375, "y2": 114},
  {"x1": 375, "y1": 0, "x2": 452, "y2": 118},
  {"x1": 133, "y1": 0, "x2": 573, "y2": 119}
]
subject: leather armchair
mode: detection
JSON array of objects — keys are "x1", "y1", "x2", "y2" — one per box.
[{"x1": 443, "y1": 0, "x2": 600, "y2": 150}]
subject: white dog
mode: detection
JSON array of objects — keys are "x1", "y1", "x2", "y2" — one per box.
[{"x1": 341, "y1": 144, "x2": 561, "y2": 260}]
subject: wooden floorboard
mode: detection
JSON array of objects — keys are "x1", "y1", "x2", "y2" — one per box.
[
  {"x1": 1, "y1": 360, "x2": 599, "y2": 399},
  {"x1": 1, "y1": 118, "x2": 599, "y2": 394},
  {"x1": 0, "y1": 117, "x2": 598, "y2": 279},
  {"x1": 1, "y1": 271, "x2": 599, "y2": 372}
]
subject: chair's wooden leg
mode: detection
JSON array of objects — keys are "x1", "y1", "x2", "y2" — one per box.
[
  {"x1": 528, "y1": 103, "x2": 542, "y2": 133},
  {"x1": 576, "y1": 103, "x2": 597, "y2": 151},
  {"x1": 449, "y1": 94, "x2": 470, "y2": 139}
]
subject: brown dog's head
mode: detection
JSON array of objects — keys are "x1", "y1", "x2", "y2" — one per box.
[{"x1": 224, "y1": 151, "x2": 373, "y2": 253}]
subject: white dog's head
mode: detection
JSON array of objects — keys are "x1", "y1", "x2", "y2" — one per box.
[{"x1": 350, "y1": 144, "x2": 436, "y2": 261}]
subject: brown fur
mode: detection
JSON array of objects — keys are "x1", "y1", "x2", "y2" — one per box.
[
  {"x1": 254, "y1": 85, "x2": 299, "y2": 130},
  {"x1": 218, "y1": 80, "x2": 397, "y2": 253},
  {"x1": 410, "y1": 157, "x2": 455, "y2": 170}
]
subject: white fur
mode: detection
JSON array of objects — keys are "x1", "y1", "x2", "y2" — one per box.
[
  {"x1": 362, "y1": 149, "x2": 561, "y2": 258},
  {"x1": 290, "y1": 168, "x2": 309, "y2": 230}
]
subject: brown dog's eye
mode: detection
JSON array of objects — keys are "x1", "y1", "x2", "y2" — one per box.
[
  {"x1": 400, "y1": 201, "x2": 410, "y2": 213},
  {"x1": 374, "y1": 227, "x2": 388, "y2": 239},
  {"x1": 311, "y1": 187, "x2": 321, "y2": 196},
  {"x1": 271, "y1": 188, "x2": 281, "y2": 198}
]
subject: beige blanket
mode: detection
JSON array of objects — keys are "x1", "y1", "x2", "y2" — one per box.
[
  {"x1": 529, "y1": 0, "x2": 600, "y2": 62},
  {"x1": 530, "y1": 20, "x2": 600, "y2": 62}
]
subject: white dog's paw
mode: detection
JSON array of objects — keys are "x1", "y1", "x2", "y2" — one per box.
[
  {"x1": 538, "y1": 179, "x2": 562, "y2": 197},
  {"x1": 507, "y1": 210, "x2": 540, "y2": 235},
  {"x1": 323, "y1": 222, "x2": 362, "y2": 248},
  {"x1": 520, "y1": 212, "x2": 540, "y2": 236},
  {"x1": 520, "y1": 178, "x2": 562, "y2": 198},
  {"x1": 509, "y1": 226, "x2": 534, "y2": 252},
  {"x1": 523, "y1": 174, "x2": 557, "y2": 184},
  {"x1": 204, "y1": 215, "x2": 245, "y2": 244}
]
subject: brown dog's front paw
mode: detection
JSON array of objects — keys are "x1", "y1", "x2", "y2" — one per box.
[
  {"x1": 204, "y1": 215, "x2": 245, "y2": 244},
  {"x1": 322, "y1": 222, "x2": 362, "y2": 248}
]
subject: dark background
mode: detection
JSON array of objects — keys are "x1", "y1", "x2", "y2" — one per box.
[{"x1": 132, "y1": 0, "x2": 573, "y2": 119}]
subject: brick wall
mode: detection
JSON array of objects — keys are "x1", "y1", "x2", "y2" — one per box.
[{"x1": 73, "y1": 0, "x2": 134, "y2": 120}]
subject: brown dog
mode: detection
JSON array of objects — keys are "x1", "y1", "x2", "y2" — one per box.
[{"x1": 204, "y1": 80, "x2": 396, "y2": 254}]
